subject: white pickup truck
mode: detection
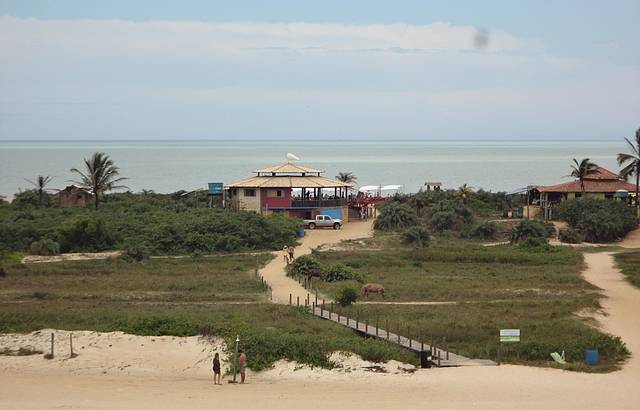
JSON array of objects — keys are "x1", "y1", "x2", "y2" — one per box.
[{"x1": 303, "y1": 215, "x2": 343, "y2": 230}]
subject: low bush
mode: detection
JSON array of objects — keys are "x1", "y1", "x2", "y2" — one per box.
[
  {"x1": 429, "y1": 210, "x2": 457, "y2": 233},
  {"x1": 29, "y1": 239, "x2": 60, "y2": 256},
  {"x1": 321, "y1": 263, "x2": 365, "y2": 282},
  {"x1": 121, "y1": 244, "x2": 150, "y2": 262},
  {"x1": 374, "y1": 202, "x2": 419, "y2": 231},
  {"x1": 510, "y1": 220, "x2": 555, "y2": 243},
  {"x1": 559, "y1": 227, "x2": 583, "y2": 244},
  {"x1": 401, "y1": 226, "x2": 431, "y2": 248},
  {"x1": 472, "y1": 221, "x2": 498, "y2": 240},
  {"x1": 57, "y1": 216, "x2": 116, "y2": 252},
  {"x1": 557, "y1": 199, "x2": 636, "y2": 243},
  {"x1": 516, "y1": 237, "x2": 557, "y2": 252},
  {"x1": 335, "y1": 287, "x2": 358, "y2": 306},
  {"x1": 288, "y1": 255, "x2": 321, "y2": 277}
]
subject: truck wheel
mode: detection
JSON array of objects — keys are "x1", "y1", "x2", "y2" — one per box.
[
  {"x1": 333, "y1": 223, "x2": 340, "y2": 230},
  {"x1": 308, "y1": 223, "x2": 316, "y2": 230}
]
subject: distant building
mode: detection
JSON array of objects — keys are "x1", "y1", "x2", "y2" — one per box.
[
  {"x1": 528, "y1": 166, "x2": 636, "y2": 219},
  {"x1": 58, "y1": 185, "x2": 92, "y2": 207},
  {"x1": 225, "y1": 162, "x2": 352, "y2": 221}
]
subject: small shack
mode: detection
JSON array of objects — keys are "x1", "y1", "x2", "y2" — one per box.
[{"x1": 58, "y1": 185, "x2": 92, "y2": 207}]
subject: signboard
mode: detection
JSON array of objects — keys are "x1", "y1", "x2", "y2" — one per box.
[
  {"x1": 208, "y1": 182, "x2": 224, "y2": 195},
  {"x1": 500, "y1": 329, "x2": 521, "y2": 343}
]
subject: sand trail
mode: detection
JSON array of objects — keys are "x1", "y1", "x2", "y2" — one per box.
[{"x1": 260, "y1": 220, "x2": 374, "y2": 304}]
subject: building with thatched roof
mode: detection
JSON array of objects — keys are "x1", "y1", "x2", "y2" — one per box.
[
  {"x1": 225, "y1": 162, "x2": 352, "y2": 221},
  {"x1": 528, "y1": 166, "x2": 636, "y2": 219}
]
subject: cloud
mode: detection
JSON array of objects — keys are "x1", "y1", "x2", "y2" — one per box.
[{"x1": 0, "y1": 16, "x2": 526, "y2": 57}]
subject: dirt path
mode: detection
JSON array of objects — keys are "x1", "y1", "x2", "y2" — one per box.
[
  {"x1": 619, "y1": 227, "x2": 640, "y2": 248},
  {"x1": 260, "y1": 220, "x2": 374, "y2": 304}
]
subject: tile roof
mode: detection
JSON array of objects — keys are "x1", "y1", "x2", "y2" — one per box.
[
  {"x1": 227, "y1": 176, "x2": 352, "y2": 188},
  {"x1": 255, "y1": 163, "x2": 323, "y2": 174}
]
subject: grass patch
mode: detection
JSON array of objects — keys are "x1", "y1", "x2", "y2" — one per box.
[
  {"x1": 0, "y1": 347, "x2": 43, "y2": 356},
  {"x1": 615, "y1": 251, "x2": 640, "y2": 288}
]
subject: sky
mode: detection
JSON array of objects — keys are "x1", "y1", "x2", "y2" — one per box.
[{"x1": 0, "y1": 0, "x2": 639, "y2": 141}]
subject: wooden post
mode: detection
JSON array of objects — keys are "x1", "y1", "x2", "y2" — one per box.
[
  {"x1": 69, "y1": 333, "x2": 74, "y2": 357},
  {"x1": 437, "y1": 350, "x2": 441, "y2": 367},
  {"x1": 296, "y1": 296, "x2": 299, "y2": 307},
  {"x1": 307, "y1": 293, "x2": 310, "y2": 306},
  {"x1": 386, "y1": 319, "x2": 389, "y2": 340},
  {"x1": 356, "y1": 314, "x2": 359, "y2": 330},
  {"x1": 497, "y1": 347, "x2": 501, "y2": 366},
  {"x1": 408, "y1": 326, "x2": 411, "y2": 348},
  {"x1": 444, "y1": 337, "x2": 449, "y2": 360},
  {"x1": 421, "y1": 341, "x2": 424, "y2": 352},
  {"x1": 365, "y1": 319, "x2": 368, "y2": 334},
  {"x1": 431, "y1": 337, "x2": 435, "y2": 355},
  {"x1": 320, "y1": 302, "x2": 323, "y2": 317},
  {"x1": 330, "y1": 302, "x2": 333, "y2": 318},
  {"x1": 289, "y1": 293, "x2": 292, "y2": 305},
  {"x1": 346, "y1": 315, "x2": 349, "y2": 326},
  {"x1": 304, "y1": 297, "x2": 307, "y2": 307},
  {"x1": 315, "y1": 292, "x2": 318, "y2": 305},
  {"x1": 397, "y1": 321, "x2": 400, "y2": 343},
  {"x1": 50, "y1": 333, "x2": 54, "y2": 358},
  {"x1": 376, "y1": 318, "x2": 379, "y2": 337}
]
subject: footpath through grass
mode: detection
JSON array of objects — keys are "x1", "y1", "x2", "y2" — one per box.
[
  {"x1": 615, "y1": 251, "x2": 640, "y2": 288},
  {"x1": 310, "y1": 235, "x2": 628, "y2": 371},
  {"x1": 0, "y1": 255, "x2": 416, "y2": 370}
]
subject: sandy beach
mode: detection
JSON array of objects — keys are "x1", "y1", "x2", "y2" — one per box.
[{"x1": 2, "y1": 227, "x2": 640, "y2": 409}]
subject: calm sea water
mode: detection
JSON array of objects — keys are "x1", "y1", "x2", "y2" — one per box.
[{"x1": 0, "y1": 140, "x2": 628, "y2": 197}]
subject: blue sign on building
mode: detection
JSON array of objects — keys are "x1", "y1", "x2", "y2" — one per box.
[{"x1": 208, "y1": 182, "x2": 224, "y2": 195}]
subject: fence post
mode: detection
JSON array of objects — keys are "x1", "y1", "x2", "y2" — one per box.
[
  {"x1": 376, "y1": 318, "x2": 379, "y2": 337},
  {"x1": 365, "y1": 319, "x2": 368, "y2": 334},
  {"x1": 397, "y1": 321, "x2": 400, "y2": 343},
  {"x1": 386, "y1": 319, "x2": 389, "y2": 340},
  {"x1": 289, "y1": 293, "x2": 292, "y2": 305},
  {"x1": 346, "y1": 315, "x2": 349, "y2": 326},
  {"x1": 50, "y1": 333, "x2": 54, "y2": 358},
  {"x1": 444, "y1": 337, "x2": 449, "y2": 360},
  {"x1": 421, "y1": 341, "x2": 424, "y2": 352},
  {"x1": 356, "y1": 313, "x2": 359, "y2": 330},
  {"x1": 69, "y1": 333, "x2": 74, "y2": 357},
  {"x1": 408, "y1": 326, "x2": 411, "y2": 348},
  {"x1": 437, "y1": 350, "x2": 441, "y2": 367},
  {"x1": 431, "y1": 337, "x2": 435, "y2": 355},
  {"x1": 330, "y1": 302, "x2": 333, "y2": 319},
  {"x1": 315, "y1": 292, "x2": 318, "y2": 305},
  {"x1": 297, "y1": 296, "x2": 299, "y2": 307}
]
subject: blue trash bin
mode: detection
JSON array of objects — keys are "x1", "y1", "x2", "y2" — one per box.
[
  {"x1": 296, "y1": 228, "x2": 305, "y2": 238},
  {"x1": 585, "y1": 348, "x2": 599, "y2": 365}
]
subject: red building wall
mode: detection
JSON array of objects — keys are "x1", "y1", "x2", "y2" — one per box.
[{"x1": 260, "y1": 188, "x2": 292, "y2": 209}]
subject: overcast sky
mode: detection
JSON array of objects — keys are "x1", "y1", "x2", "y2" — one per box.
[{"x1": 0, "y1": 0, "x2": 639, "y2": 140}]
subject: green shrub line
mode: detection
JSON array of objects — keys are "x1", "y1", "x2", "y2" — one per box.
[
  {"x1": 557, "y1": 199, "x2": 637, "y2": 243},
  {"x1": 615, "y1": 252, "x2": 640, "y2": 288}
]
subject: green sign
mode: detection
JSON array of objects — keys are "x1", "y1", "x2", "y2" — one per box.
[
  {"x1": 208, "y1": 182, "x2": 224, "y2": 195},
  {"x1": 500, "y1": 329, "x2": 520, "y2": 343}
]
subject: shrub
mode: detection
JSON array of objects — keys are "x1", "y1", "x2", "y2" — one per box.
[
  {"x1": 472, "y1": 221, "x2": 498, "y2": 240},
  {"x1": 321, "y1": 263, "x2": 365, "y2": 282},
  {"x1": 429, "y1": 211, "x2": 458, "y2": 233},
  {"x1": 516, "y1": 237, "x2": 557, "y2": 252},
  {"x1": 288, "y1": 255, "x2": 321, "y2": 277},
  {"x1": 57, "y1": 216, "x2": 116, "y2": 252},
  {"x1": 335, "y1": 287, "x2": 358, "y2": 306},
  {"x1": 401, "y1": 226, "x2": 431, "y2": 248},
  {"x1": 29, "y1": 239, "x2": 60, "y2": 256},
  {"x1": 374, "y1": 202, "x2": 419, "y2": 231},
  {"x1": 557, "y1": 199, "x2": 637, "y2": 243},
  {"x1": 559, "y1": 227, "x2": 583, "y2": 244},
  {"x1": 510, "y1": 220, "x2": 555, "y2": 243},
  {"x1": 121, "y1": 244, "x2": 150, "y2": 262}
]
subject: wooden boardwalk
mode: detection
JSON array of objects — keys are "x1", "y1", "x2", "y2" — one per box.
[{"x1": 310, "y1": 305, "x2": 496, "y2": 368}]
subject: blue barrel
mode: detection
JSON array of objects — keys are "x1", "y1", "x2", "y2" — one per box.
[
  {"x1": 585, "y1": 348, "x2": 599, "y2": 365},
  {"x1": 296, "y1": 228, "x2": 305, "y2": 238}
]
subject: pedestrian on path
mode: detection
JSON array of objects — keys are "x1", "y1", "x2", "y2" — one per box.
[
  {"x1": 282, "y1": 245, "x2": 290, "y2": 264},
  {"x1": 212, "y1": 352, "x2": 221, "y2": 385},
  {"x1": 288, "y1": 246, "x2": 295, "y2": 262}
]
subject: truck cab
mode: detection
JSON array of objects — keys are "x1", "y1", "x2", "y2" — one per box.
[{"x1": 304, "y1": 214, "x2": 343, "y2": 230}]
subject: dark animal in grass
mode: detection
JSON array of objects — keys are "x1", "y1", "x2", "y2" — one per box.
[
  {"x1": 306, "y1": 268, "x2": 322, "y2": 278},
  {"x1": 362, "y1": 283, "x2": 385, "y2": 298}
]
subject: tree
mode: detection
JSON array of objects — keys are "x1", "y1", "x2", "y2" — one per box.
[
  {"x1": 24, "y1": 175, "x2": 53, "y2": 206},
  {"x1": 456, "y1": 184, "x2": 473, "y2": 205},
  {"x1": 70, "y1": 152, "x2": 127, "y2": 209},
  {"x1": 335, "y1": 172, "x2": 357, "y2": 184},
  {"x1": 617, "y1": 128, "x2": 640, "y2": 211},
  {"x1": 373, "y1": 202, "x2": 418, "y2": 231},
  {"x1": 569, "y1": 158, "x2": 598, "y2": 197}
]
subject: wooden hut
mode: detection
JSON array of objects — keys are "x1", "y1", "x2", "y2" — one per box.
[{"x1": 58, "y1": 185, "x2": 92, "y2": 207}]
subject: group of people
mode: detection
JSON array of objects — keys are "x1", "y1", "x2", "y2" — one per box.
[
  {"x1": 212, "y1": 350, "x2": 248, "y2": 385},
  {"x1": 282, "y1": 245, "x2": 295, "y2": 264}
]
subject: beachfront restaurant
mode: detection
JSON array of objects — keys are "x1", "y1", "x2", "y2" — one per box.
[
  {"x1": 526, "y1": 166, "x2": 636, "y2": 219},
  {"x1": 224, "y1": 163, "x2": 352, "y2": 221}
]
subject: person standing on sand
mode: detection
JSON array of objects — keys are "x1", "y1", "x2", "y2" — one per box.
[
  {"x1": 212, "y1": 352, "x2": 221, "y2": 385},
  {"x1": 238, "y1": 350, "x2": 247, "y2": 383},
  {"x1": 288, "y1": 246, "x2": 295, "y2": 262},
  {"x1": 282, "y1": 245, "x2": 290, "y2": 264}
]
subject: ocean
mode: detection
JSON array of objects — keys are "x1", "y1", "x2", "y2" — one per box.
[{"x1": 0, "y1": 140, "x2": 629, "y2": 198}]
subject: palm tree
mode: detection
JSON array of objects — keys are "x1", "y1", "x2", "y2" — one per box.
[
  {"x1": 335, "y1": 172, "x2": 357, "y2": 184},
  {"x1": 617, "y1": 128, "x2": 640, "y2": 211},
  {"x1": 25, "y1": 175, "x2": 53, "y2": 206},
  {"x1": 456, "y1": 184, "x2": 473, "y2": 205},
  {"x1": 569, "y1": 158, "x2": 598, "y2": 197},
  {"x1": 70, "y1": 152, "x2": 127, "y2": 209}
]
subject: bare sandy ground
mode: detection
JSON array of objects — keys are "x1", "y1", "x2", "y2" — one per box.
[
  {"x1": 2, "y1": 226, "x2": 640, "y2": 409},
  {"x1": 260, "y1": 220, "x2": 374, "y2": 304}
]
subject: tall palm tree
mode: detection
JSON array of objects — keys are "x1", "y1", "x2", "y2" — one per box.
[
  {"x1": 617, "y1": 128, "x2": 640, "y2": 211},
  {"x1": 335, "y1": 172, "x2": 357, "y2": 184},
  {"x1": 25, "y1": 175, "x2": 53, "y2": 206},
  {"x1": 70, "y1": 152, "x2": 127, "y2": 209},
  {"x1": 569, "y1": 158, "x2": 598, "y2": 197},
  {"x1": 456, "y1": 184, "x2": 473, "y2": 205}
]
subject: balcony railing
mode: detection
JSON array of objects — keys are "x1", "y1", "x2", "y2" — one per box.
[{"x1": 290, "y1": 198, "x2": 347, "y2": 208}]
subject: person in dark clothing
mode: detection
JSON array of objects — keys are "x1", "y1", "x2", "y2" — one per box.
[{"x1": 212, "y1": 352, "x2": 221, "y2": 385}]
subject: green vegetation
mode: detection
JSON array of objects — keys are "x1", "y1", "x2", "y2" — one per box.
[
  {"x1": 617, "y1": 127, "x2": 640, "y2": 211},
  {"x1": 29, "y1": 239, "x2": 60, "y2": 256},
  {"x1": 401, "y1": 226, "x2": 431, "y2": 248},
  {"x1": 472, "y1": 221, "x2": 499, "y2": 240},
  {"x1": 24, "y1": 175, "x2": 53, "y2": 207},
  {"x1": 510, "y1": 219, "x2": 555, "y2": 243},
  {"x1": 373, "y1": 202, "x2": 418, "y2": 231},
  {"x1": 288, "y1": 256, "x2": 364, "y2": 283},
  {"x1": 0, "y1": 192, "x2": 300, "y2": 255},
  {"x1": 335, "y1": 287, "x2": 358, "y2": 307},
  {"x1": 569, "y1": 158, "x2": 599, "y2": 196},
  {"x1": 0, "y1": 255, "x2": 416, "y2": 370},
  {"x1": 70, "y1": 152, "x2": 128, "y2": 209},
  {"x1": 615, "y1": 251, "x2": 640, "y2": 288},
  {"x1": 310, "y1": 235, "x2": 627, "y2": 370},
  {"x1": 557, "y1": 199, "x2": 637, "y2": 243},
  {"x1": 559, "y1": 227, "x2": 583, "y2": 244}
]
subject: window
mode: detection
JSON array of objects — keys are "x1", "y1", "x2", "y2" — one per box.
[
  {"x1": 268, "y1": 189, "x2": 284, "y2": 198},
  {"x1": 244, "y1": 189, "x2": 256, "y2": 197}
]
